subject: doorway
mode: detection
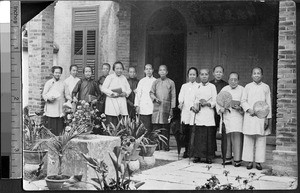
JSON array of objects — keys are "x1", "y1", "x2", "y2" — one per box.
[{"x1": 146, "y1": 7, "x2": 186, "y2": 102}]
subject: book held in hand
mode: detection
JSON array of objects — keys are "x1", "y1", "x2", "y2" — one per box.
[{"x1": 111, "y1": 88, "x2": 122, "y2": 94}]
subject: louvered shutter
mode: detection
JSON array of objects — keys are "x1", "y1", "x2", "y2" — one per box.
[
  {"x1": 72, "y1": 7, "x2": 99, "y2": 80},
  {"x1": 86, "y1": 29, "x2": 97, "y2": 80},
  {"x1": 73, "y1": 29, "x2": 84, "y2": 78}
]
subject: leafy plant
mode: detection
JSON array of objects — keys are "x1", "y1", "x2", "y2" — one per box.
[
  {"x1": 64, "y1": 100, "x2": 105, "y2": 134},
  {"x1": 23, "y1": 106, "x2": 49, "y2": 150},
  {"x1": 143, "y1": 127, "x2": 168, "y2": 147},
  {"x1": 80, "y1": 146, "x2": 145, "y2": 190},
  {"x1": 101, "y1": 121, "x2": 126, "y2": 137},
  {"x1": 103, "y1": 116, "x2": 148, "y2": 157},
  {"x1": 33, "y1": 101, "x2": 95, "y2": 177},
  {"x1": 195, "y1": 167, "x2": 261, "y2": 190}
]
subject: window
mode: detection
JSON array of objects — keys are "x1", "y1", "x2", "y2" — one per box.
[{"x1": 72, "y1": 6, "x2": 99, "y2": 80}]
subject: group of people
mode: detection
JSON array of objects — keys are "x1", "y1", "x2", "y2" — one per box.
[
  {"x1": 178, "y1": 66, "x2": 271, "y2": 171},
  {"x1": 42, "y1": 61, "x2": 271, "y2": 170}
]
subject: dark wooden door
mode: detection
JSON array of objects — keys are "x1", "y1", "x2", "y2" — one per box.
[{"x1": 146, "y1": 33, "x2": 185, "y2": 104}]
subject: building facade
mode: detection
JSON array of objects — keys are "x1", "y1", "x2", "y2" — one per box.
[{"x1": 23, "y1": 0, "x2": 297, "y2": 176}]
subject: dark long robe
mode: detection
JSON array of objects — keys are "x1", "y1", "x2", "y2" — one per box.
[
  {"x1": 192, "y1": 126, "x2": 215, "y2": 159},
  {"x1": 72, "y1": 78, "x2": 101, "y2": 102},
  {"x1": 97, "y1": 75, "x2": 108, "y2": 113},
  {"x1": 127, "y1": 77, "x2": 139, "y2": 119}
]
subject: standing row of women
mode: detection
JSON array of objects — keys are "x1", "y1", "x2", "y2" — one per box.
[
  {"x1": 42, "y1": 61, "x2": 271, "y2": 170},
  {"x1": 178, "y1": 66, "x2": 271, "y2": 170}
]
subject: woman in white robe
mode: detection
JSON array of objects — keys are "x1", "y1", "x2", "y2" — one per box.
[
  {"x1": 101, "y1": 61, "x2": 131, "y2": 126},
  {"x1": 190, "y1": 68, "x2": 217, "y2": 164},
  {"x1": 241, "y1": 67, "x2": 272, "y2": 170},
  {"x1": 178, "y1": 67, "x2": 199, "y2": 158},
  {"x1": 216, "y1": 72, "x2": 244, "y2": 167}
]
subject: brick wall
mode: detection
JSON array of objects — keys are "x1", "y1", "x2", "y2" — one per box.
[
  {"x1": 272, "y1": 0, "x2": 297, "y2": 176},
  {"x1": 53, "y1": 1, "x2": 118, "y2": 79},
  {"x1": 116, "y1": 3, "x2": 131, "y2": 77},
  {"x1": 27, "y1": 4, "x2": 54, "y2": 115},
  {"x1": 130, "y1": 2, "x2": 276, "y2": 90}
]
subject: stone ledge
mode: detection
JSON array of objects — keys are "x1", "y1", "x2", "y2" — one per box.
[{"x1": 47, "y1": 135, "x2": 121, "y2": 182}]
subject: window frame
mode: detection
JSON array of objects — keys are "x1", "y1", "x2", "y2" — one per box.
[{"x1": 71, "y1": 6, "x2": 99, "y2": 80}]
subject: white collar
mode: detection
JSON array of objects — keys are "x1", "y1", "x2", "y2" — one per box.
[
  {"x1": 253, "y1": 81, "x2": 262, "y2": 85},
  {"x1": 146, "y1": 76, "x2": 154, "y2": 79},
  {"x1": 201, "y1": 82, "x2": 209, "y2": 86}
]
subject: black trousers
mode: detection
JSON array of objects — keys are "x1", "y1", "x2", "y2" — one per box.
[
  {"x1": 106, "y1": 115, "x2": 125, "y2": 127},
  {"x1": 182, "y1": 123, "x2": 190, "y2": 152},
  {"x1": 140, "y1": 114, "x2": 152, "y2": 136},
  {"x1": 46, "y1": 116, "x2": 65, "y2": 136},
  {"x1": 153, "y1": 124, "x2": 170, "y2": 150}
]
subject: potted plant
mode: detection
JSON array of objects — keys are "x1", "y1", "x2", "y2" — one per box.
[
  {"x1": 80, "y1": 146, "x2": 145, "y2": 190},
  {"x1": 32, "y1": 100, "x2": 97, "y2": 190},
  {"x1": 140, "y1": 127, "x2": 168, "y2": 157},
  {"x1": 102, "y1": 116, "x2": 147, "y2": 161},
  {"x1": 121, "y1": 116, "x2": 148, "y2": 161},
  {"x1": 23, "y1": 106, "x2": 48, "y2": 164}
]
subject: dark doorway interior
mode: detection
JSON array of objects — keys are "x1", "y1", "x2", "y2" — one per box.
[
  {"x1": 146, "y1": 7, "x2": 186, "y2": 105},
  {"x1": 147, "y1": 33, "x2": 185, "y2": 101}
]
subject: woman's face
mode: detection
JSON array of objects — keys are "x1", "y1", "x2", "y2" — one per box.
[
  {"x1": 229, "y1": 73, "x2": 239, "y2": 89},
  {"x1": 70, "y1": 66, "x2": 78, "y2": 77},
  {"x1": 114, "y1": 63, "x2": 123, "y2": 76},
  {"x1": 188, "y1": 69, "x2": 197, "y2": 83},
  {"x1": 252, "y1": 68, "x2": 262, "y2": 83},
  {"x1": 199, "y1": 69, "x2": 209, "y2": 83}
]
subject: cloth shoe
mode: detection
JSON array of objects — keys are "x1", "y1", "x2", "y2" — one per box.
[
  {"x1": 193, "y1": 157, "x2": 201, "y2": 163},
  {"x1": 222, "y1": 158, "x2": 232, "y2": 165},
  {"x1": 246, "y1": 162, "x2": 253, "y2": 170},
  {"x1": 234, "y1": 160, "x2": 242, "y2": 167},
  {"x1": 183, "y1": 151, "x2": 189, "y2": 158},
  {"x1": 205, "y1": 159, "x2": 213, "y2": 164},
  {"x1": 256, "y1": 163, "x2": 262, "y2": 170}
]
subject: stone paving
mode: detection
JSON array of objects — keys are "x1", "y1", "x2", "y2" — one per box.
[
  {"x1": 23, "y1": 148, "x2": 298, "y2": 190},
  {"x1": 132, "y1": 149, "x2": 297, "y2": 190}
]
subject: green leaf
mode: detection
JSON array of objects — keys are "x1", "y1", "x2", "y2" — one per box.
[
  {"x1": 81, "y1": 153, "x2": 98, "y2": 167},
  {"x1": 134, "y1": 181, "x2": 145, "y2": 189}
]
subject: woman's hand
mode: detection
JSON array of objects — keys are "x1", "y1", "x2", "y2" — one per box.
[
  {"x1": 247, "y1": 109, "x2": 255, "y2": 116},
  {"x1": 119, "y1": 92, "x2": 127, "y2": 97},
  {"x1": 154, "y1": 98, "x2": 161, "y2": 104},
  {"x1": 219, "y1": 107, "x2": 225, "y2": 114},
  {"x1": 48, "y1": 96, "x2": 56, "y2": 103},
  {"x1": 111, "y1": 92, "x2": 119, "y2": 98},
  {"x1": 201, "y1": 101, "x2": 211, "y2": 107},
  {"x1": 178, "y1": 102, "x2": 183, "y2": 110},
  {"x1": 190, "y1": 106, "x2": 199, "y2": 113},
  {"x1": 232, "y1": 105, "x2": 241, "y2": 111},
  {"x1": 264, "y1": 118, "x2": 271, "y2": 130},
  {"x1": 135, "y1": 106, "x2": 140, "y2": 114}
]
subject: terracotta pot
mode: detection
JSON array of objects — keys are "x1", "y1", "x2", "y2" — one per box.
[
  {"x1": 138, "y1": 155, "x2": 156, "y2": 168},
  {"x1": 45, "y1": 175, "x2": 70, "y2": 190},
  {"x1": 125, "y1": 148, "x2": 141, "y2": 161},
  {"x1": 24, "y1": 150, "x2": 48, "y2": 164},
  {"x1": 126, "y1": 160, "x2": 140, "y2": 172},
  {"x1": 139, "y1": 144, "x2": 157, "y2": 157}
]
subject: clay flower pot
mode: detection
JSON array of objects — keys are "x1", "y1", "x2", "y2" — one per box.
[
  {"x1": 45, "y1": 175, "x2": 70, "y2": 190},
  {"x1": 139, "y1": 144, "x2": 157, "y2": 157}
]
